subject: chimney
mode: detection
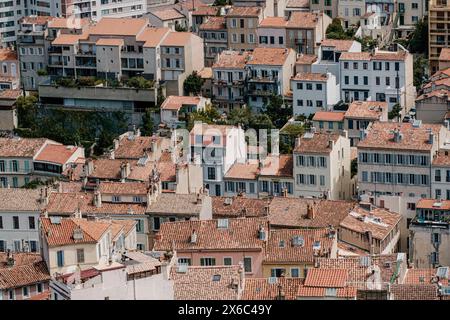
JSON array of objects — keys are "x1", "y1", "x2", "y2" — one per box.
[
  {"x1": 113, "y1": 139, "x2": 119, "y2": 150},
  {"x1": 6, "y1": 250, "x2": 14, "y2": 267},
  {"x1": 306, "y1": 203, "x2": 315, "y2": 219},
  {"x1": 295, "y1": 137, "x2": 300, "y2": 149},
  {"x1": 366, "y1": 231, "x2": 374, "y2": 254},
  {"x1": 428, "y1": 131, "x2": 435, "y2": 144},
  {"x1": 120, "y1": 161, "x2": 131, "y2": 180},
  {"x1": 393, "y1": 128, "x2": 402, "y2": 142},
  {"x1": 109, "y1": 149, "x2": 115, "y2": 160},
  {"x1": 264, "y1": 205, "x2": 269, "y2": 216},
  {"x1": 328, "y1": 139, "x2": 334, "y2": 149},
  {"x1": 85, "y1": 159, "x2": 94, "y2": 176},
  {"x1": 195, "y1": 193, "x2": 202, "y2": 204},
  {"x1": 93, "y1": 190, "x2": 102, "y2": 208},
  {"x1": 190, "y1": 230, "x2": 197, "y2": 243},
  {"x1": 40, "y1": 187, "x2": 49, "y2": 205}
]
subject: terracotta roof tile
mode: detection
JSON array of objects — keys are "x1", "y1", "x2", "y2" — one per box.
[
  {"x1": 146, "y1": 193, "x2": 207, "y2": 215},
  {"x1": 96, "y1": 38, "x2": 124, "y2": 46},
  {"x1": 265, "y1": 229, "x2": 334, "y2": 264},
  {"x1": 292, "y1": 72, "x2": 328, "y2": 82},
  {"x1": 136, "y1": 27, "x2": 170, "y2": 47},
  {"x1": 161, "y1": 32, "x2": 192, "y2": 46},
  {"x1": 161, "y1": 95, "x2": 201, "y2": 110},
  {"x1": 296, "y1": 54, "x2": 317, "y2": 65},
  {"x1": 404, "y1": 268, "x2": 437, "y2": 284},
  {"x1": 171, "y1": 265, "x2": 242, "y2": 300},
  {"x1": 440, "y1": 48, "x2": 450, "y2": 61},
  {"x1": 294, "y1": 132, "x2": 340, "y2": 154},
  {"x1": 157, "y1": 151, "x2": 176, "y2": 182},
  {"x1": 35, "y1": 144, "x2": 80, "y2": 165},
  {"x1": 98, "y1": 181, "x2": 148, "y2": 195},
  {"x1": 297, "y1": 285, "x2": 357, "y2": 298},
  {"x1": 321, "y1": 39, "x2": 356, "y2": 51},
  {"x1": 286, "y1": 12, "x2": 319, "y2": 29},
  {"x1": 259, "y1": 17, "x2": 287, "y2": 28},
  {"x1": 0, "y1": 89, "x2": 22, "y2": 100},
  {"x1": 242, "y1": 278, "x2": 303, "y2": 300},
  {"x1": 423, "y1": 77, "x2": 450, "y2": 90},
  {"x1": 0, "y1": 254, "x2": 50, "y2": 289},
  {"x1": 390, "y1": 284, "x2": 438, "y2": 300},
  {"x1": 259, "y1": 154, "x2": 293, "y2": 177},
  {"x1": 268, "y1": 198, "x2": 356, "y2": 228},
  {"x1": 224, "y1": 161, "x2": 259, "y2": 180},
  {"x1": 340, "y1": 52, "x2": 372, "y2": 61},
  {"x1": 89, "y1": 18, "x2": 149, "y2": 36},
  {"x1": 304, "y1": 268, "x2": 348, "y2": 287},
  {"x1": 247, "y1": 48, "x2": 293, "y2": 66},
  {"x1": 0, "y1": 137, "x2": 48, "y2": 157},
  {"x1": 286, "y1": 0, "x2": 309, "y2": 8},
  {"x1": 192, "y1": 6, "x2": 219, "y2": 16},
  {"x1": 0, "y1": 48, "x2": 17, "y2": 61},
  {"x1": 344, "y1": 101, "x2": 387, "y2": 119},
  {"x1": 41, "y1": 217, "x2": 110, "y2": 247},
  {"x1": 115, "y1": 135, "x2": 161, "y2": 159},
  {"x1": 226, "y1": 7, "x2": 261, "y2": 17},
  {"x1": 432, "y1": 150, "x2": 450, "y2": 167},
  {"x1": 416, "y1": 198, "x2": 450, "y2": 210},
  {"x1": 313, "y1": 111, "x2": 345, "y2": 122},
  {"x1": 199, "y1": 16, "x2": 226, "y2": 30},
  {"x1": 153, "y1": 217, "x2": 269, "y2": 251},
  {"x1": 20, "y1": 16, "x2": 54, "y2": 25},
  {"x1": 151, "y1": 8, "x2": 185, "y2": 21},
  {"x1": 52, "y1": 32, "x2": 89, "y2": 45},
  {"x1": 416, "y1": 89, "x2": 450, "y2": 101},
  {"x1": 357, "y1": 122, "x2": 444, "y2": 151},
  {"x1": 0, "y1": 188, "x2": 44, "y2": 211},
  {"x1": 212, "y1": 196, "x2": 269, "y2": 218},
  {"x1": 47, "y1": 17, "x2": 90, "y2": 29},
  {"x1": 212, "y1": 50, "x2": 251, "y2": 69}
]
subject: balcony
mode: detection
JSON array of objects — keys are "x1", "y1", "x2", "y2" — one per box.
[
  {"x1": 76, "y1": 49, "x2": 95, "y2": 56},
  {"x1": 248, "y1": 89, "x2": 274, "y2": 96},
  {"x1": 48, "y1": 47, "x2": 63, "y2": 54},
  {"x1": 248, "y1": 76, "x2": 278, "y2": 83}
]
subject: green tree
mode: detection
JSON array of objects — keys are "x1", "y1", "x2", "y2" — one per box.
[
  {"x1": 326, "y1": 18, "x2": 350, "y2": 40},
  {"x1": 16, "y1": 94, "x2": 38, "y2": 129},
  {"x1": 264, "y1": 94, "x2": 291, "y2": 128},
  {"x1": 213, "y1": 0, "x2": 228, "y2": 5},
  {"x1": 388, "y1": 103, "x2": 402, "y2": 120},
  {"x1": 351, "y1": 158, "x2": 358, "y2": 178},
  {"x1": 94, "y1": 129, "x2": 114, "y2": 155},
  {"x1": 126, "y1": 76, "x2": 153, "y2": 89},
  {"x1": 183, "y1": 71, "x2": 204, "y2": 95},
  {"x1": 355, "y1": 36, "x2": 378, "y2": 51},
  {"x1": 141, "y1": 109, "x2": 154, "y2": 136},
  {"x1": 413, "y1": 55, "x2": 429, "y2": 88},
  {"x1": 409, "y1": 17, "x2": 428, "y2": 55}
]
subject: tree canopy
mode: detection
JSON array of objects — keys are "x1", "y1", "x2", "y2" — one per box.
[{"x1": 183, "y1": 71, "x2": 204, "y2": 96}]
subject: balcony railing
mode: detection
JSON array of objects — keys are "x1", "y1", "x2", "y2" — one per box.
[{"x1": 248, "y1": 76, "x2": 278, "y2": 83}]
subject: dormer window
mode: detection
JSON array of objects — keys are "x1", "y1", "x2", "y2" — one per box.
[{"x1": 112, "y1": 195, "x2": 121, "y2": 202}]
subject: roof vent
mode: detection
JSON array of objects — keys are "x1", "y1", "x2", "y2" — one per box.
[
  {"x1": 50, "y1": 216, "x2": 61, "y2": 224},
  {"x1": 291, "y1": 235, "x2": 304, "y2": 247},
  {"x1": 73, "y1": 227, "x2": 83, "y2": 240},
  {"x1": 217, "y1": 218, "x2": 229, "y2": 229},
  {"x1": 190, "y1": 230, "x2": 197, "y2": 243},
  {"x1": 279, "y1": 240, "x2": 285, "y2": 248},
  {"x1": 212, "y1": 274, "x2": 221, "y2": 281}
]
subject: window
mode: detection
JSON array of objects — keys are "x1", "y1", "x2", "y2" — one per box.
[
  {"x1": 28, "y1": 216, "x2": 35, "y2": 229},
  {"x1": 30, "y1": 240, "x2": 37, "y2": 253},
  {"x1": 11, "y1": 160, "x2": 18, "y2": 172},
  {"x1": 207, "y1": 167, "x2": 216, "y2": 180},
  {"x1": 320, "y1": 175, "x2": 325, "y2": 186},
  {"x1": 431, "y1": 252, "x2": 439, "y2": 265},
  {"x1": 354, "y1": 76, "x2": 358, "y2": 85},
  {"x1": 137, "y1": 244, "x2": 144, "y2": 251},
  {"x1": 8, "y1": 289, "x2": 14, "y2": 300},
  {"x1": 0, "y1": 240, "x2": 5, "y2": 252},
  {"x1": 432, "y1": 233, "x2": 441, "y2": 245},
  {"x1": 77, "y1": 249, "x2": 85, "y2": 263},
  {"x1": 271, "y1": 268, "x2": 285, "y2": 277},
  {"x1": 317, "y1": 100, "x2": 323, "y2": 108},
  {"x1": 36, "y1": 283, "x2": 43, "y2": 293},
  {"x1": 344, "y1": 76, "x2": 349, "y2": 85},
  {"x1": 344, "y1": 62, "x2": 349, "y2": 69},
  {"x1": 13, "y1": 216, "x2": 19, "y2": 229},
  {"x1": 0, "y1": 160, "x2": 4, "y2": 172},
  {"x1": 373, "y1": 61, "x2": 382, "y2": 70},
  {"x1": 291, "y1": 268, "x2": 299, "y2": 278},
  {"x1": 243, "y1": 257, "x2": 252, "y2": 273},
  {"x1": 57, "y1": 250, "x2": 64, "y2": 267},
  {"x1": 224, "y1": 257, "x2": 232, "y2": 265},
  {"x1": 385, "y1": 77, "x2": 390, "y2": 86},
  {"x1": 435, "y1": 169, "x2": 441, "y2": 182},
  {"x1": 395, "y1": 62, "x2": 399, "y2": 71},
  {"x1": 249, "y1": 183, "x2": 255, "y2": 194},
  {"x1": 316, "y1": 83, "x2": 322, "y2": 90},
  {"x1": 178, "y1": 258, "x2": 192, "y2": 266},
  {"x1": 0, "y1": 216, "x2": 2, "y2": 229},
  {"x1": 297, "y1": 83, "x2": 303, "y2": 90},
  {"x1": 136, "y1": 220, "x2": 144, "y2": 233},
  {"x1": 306, "y1": 83, "x2": 313, "y2": 90},
  {"x1": 112, "y1": 196, "x2": 121, "y2": 202},
  {"x1": 363, "y1": 62, "x2": 368, "y2": 70},
  {"x1": 153, "y1": 217, "x2": 161, "y2": 230},
  {"x1": 297, "y1": 99, "x2": 303, "y2": 106},
  {"x1": 200, "y1": 258, "x2": 216, "y2": 266}
]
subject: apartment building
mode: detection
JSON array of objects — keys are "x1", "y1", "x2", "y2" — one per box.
[
  {"x1": 160, "y1": 31, "x2": 205, "y2": 95},
  {"x1": 339, "y1": 0, "x2": 365, "y2": 28},
  {"x1": 339, "y1": 48, "x2": 415, "y2": 114},
  {"x1": 311, "y1": 39, "x2": 361, "y2": 85},
  {"x1": 339, "y1": 205, "x2": 402, "y2": 254},
  {"x1": 191, "y1": 6, "x2": 220, "y2": 33},
  {"x1": 0, "y1": 89, "x2": 21, "y2": 131},
  {"x1": 0, "y1": 137, "x2": 84, "y2": 188},
  {"x1": 293, "y1": 131, "x2": 352, "y2": 200},
  {"x1": 226, "y1": 7, "x2": 263, "y2": 52},
  {"x1": 211, "y1": 50, "x2": 250, "y2": 113},
  {"x1": 246, "y1": 47, "x2": 296, "y2": 111},
  {"x1": 223, "y1": 161, "x2": 260, "y2": 198},
  {"x1": 431, "y1": 150, "x2": 450, "y2": 200},
  {"x1": 312, "y1": 111, "x2": 345, "y2": 134},
  {"x1": 409, "y1": 199, "x2": 450, "y2": 267},
  {"x1": 357, "y1": 121, "x2": 446, "y2": 249},
  {"x1": 429, "y1": 0, "x2": 450, "y2": 74},
  {"x1": 285, "y1": 12, "x2": 331, "y2": 55},
  {"x1": 233, "y1": 0, "x2": 276, "y2": 17},
  {"x1": 72, "y1": 0, "x2": 148, "y2": 20},
  {"x1": 189, "y1": 123, "x2": 246, "y2": 196},
  {"x1": 0, "y1": 48, "x2": 19, "y2": 90},
  {"x1": 258, "y1": 154, "x2": 295, "y2": 197},
  {"x1": 257, "y1": 17, "x2": 287, "y2": 48},
  {"x1": 199, "y1": 17, "x2": 228, "y2": 67},
  {"x1": 0, "y1": 189, "x2": 45, "y2": 253},
  {"x1": 0, "y1": 0, "x2": 24, "y2": 47},
  {"x1": 263, "y1": 228, "x2": 337, "y2": 278},
  {"x1": 147, "y1": 8, "x2": 188, "y2": 30},
  {"x1": 439, "y1": 48, "x2": 450, "y2": 70},
  {"x1": 160, "y1": 95, "x2": 209, "y2": 128},
  {"x1": 291, "y1": 72, "x2": 339, "y2": 116},
  {"x1": 41, "y1": 217, "x2": 119, "y2": 275},
  {"x1": 153, "y1": 217, "x2": 270, "y2": 278},
  {"x1": 395, "y1": 0, "x2": 427, "y2": 39},
  {"x1": 0, "y1": 252, "x2": 50, "y2": 300},
  {"x1": 344, "y1": 101, "x2": 388, "y2": 146},
  {"x1": 309, "y1": 0, "x2": 338, "y2": 18},
  {"x1": 415, "y1": 89, "x2": 450, "y2": 124}
]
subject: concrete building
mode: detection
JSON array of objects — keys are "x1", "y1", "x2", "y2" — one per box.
[
  {"x1": 0, "y1": 189, "x2": 45, "y2": 253},
  {"x1": 395, "y1": 0, "x2": 427, "y2": 39},
  {"x1": 189, "y1": 123, "x2": 246, "y2": 196},
  {"x1": 429, "y1": 0, "x2": 450, "y2": 74},
  {"x1": 0, "y1": 48, "x2": 19, "y2": 90},
  {"x1": 0, "y1": 137, "x2": 84, "y2": 188},
  {"x1": 285, "y1": 11, "x2": 331, "y2": 55},
  {"x1": 160, "y1": 95, "x2": 209, "y2": 128},
  {"x1": 211, "y1": 50, "x2": 250, "y2": 113},
  {"x1": 258, "y1": 154, "x2": 295, "y2": 197},
  {"x1": 224, "y1": 161, "x2": 260, "y2": 198},
  {"x1": 72, "y1": 0, "x2": 148, "y2": 21},
  {"x1": 309, "y1": 0, "x2": 338, "y2": 18},
  {"x1": 339, "y1": 47, "x2": 416, "y2": 115},
  {"x1": 312, "y1": 111, "x2": 345, "y2": 134},
  {"x1": 291, "y1": 72, "x2": 339, "y2": 116},
  {"x1": 409, "y1": 199, "x2": 450, "y2": 268},
  {"x1": 257, "y1": 17, "x2": 287, "y2": 48},
  {"x1": 339, "y1": 0, "x2": 365, "y2": 28},
  {"x1": 246, "y1": 47, "x2": 296, "y2": 112},
  {"x1": 311, "y1": 39, "x2": 361, "y2": 85},
  {"x1": 344, "y1": 101, "x2": 388, "y2": 146},
  {"x1": 147, "y1": 8, "x2": 188, "y2": 30},
  {"x1": 153, "y1": 217, "x2": 269, "y2": 278},
  {"x1": 416, "y1": 89, "x2": 450, "y2": 124},
  {"x1": 431, "y1": 149, "x2": 450, "y2": 200},
  {"x1": 199, "y1": 17, "x2": 228, "y2": 67},
  {"x1": 226, "y1": 7, "x2": 263, "y2": 52},
  {"x1": 0, "y1": 89, "x2": 21, "y2": 131},
  {"x1": 357, "y1": 121, "x2": 446, "y2": 250},
  {"x1": 191, "y1": 6, "x2": 221, "y2": 33},
  {"x1": 439, "y1": 48, "x2": 450, "y2": 71},
  {"x1": 293, "y1": 131, "x2": 352, "y2": 200}
]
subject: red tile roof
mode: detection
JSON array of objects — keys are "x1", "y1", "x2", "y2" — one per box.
[
  {"x1": 242, "y1": 278, "x2": 303, "y2": 300},
  {"x1": 432, "y1": 150, "x2": 450, "y2": 167},
  {"x1": 416, "y1": 198, "x2": 450, "y2": 210},
  {"x1": 0, "y1": 253, "x2": 50, "y2": 290},
  {"x1": 313, "y1": 111, "x2": 345, "y2": 122},
  {"x1": 296, "y1": 54, "x2": 317, "y2": 65},
  {"x1": 35, "y1": 144, "x2": 80, "y2": 165},
  {"x1": 0, "y1": 48, "x2": 17, "y2": 61},
  {"x1": 390, "y1": 284, "x2": 438, "y2": 300},
  {"x1": 259, "y1": 17, "x2": 287, "y2": 28},
  {"x1": 344, "y1": 101, "x2": 387, "y2": 119},
  {"x1": 199, "y1": 16, "x2": 226, "y2": 30},
  {"x1": 292, "y1": 72, "x2": 328, "y2": 82},
  {"x1": 153, "y1": 217, "x2": 269, "y2": 252},
  {"x1": 226, "y1": 7, "x2": 261, "y2": 17},
  {"x1": 224, "y1": 161, "x2": 259, "y2": 180},
  {"x1": 439, "y1": 48, "x2": 450, "y2": 61},
  {"x1": 212, "y1": 196, "x2": 270, "y2": 218},
  {"x1": 98, "y1": 181, "x2": 148, "y2": 195},
  {"x1": 294, "y1": 132, "x2": 340, "y2": 154},
  {"x1": 259, "y1": 154, "x2": 293, "y2": 177},
  {"x1": 161, "y1": 95, "x2": 201, "y2": 110},
  {"x1": 304, "y1": 268, "x2": 348, "y2": 287},
  {"x1": 212, "y1": 50, "x2": 251, "y2": 69},
  {"x1": 0, "y1": 137, "x2": 48, "y2": 157},
  {"x1": 297, "y1": 285, "x2": 357, "y2": 298},
  {"x1": 321, "y1": 39, "x2": 356, "y2": 52},
  {"x1": 247, "y1": 48, "x2": 293, "y2": 66},
  {"x1": 286, "y1": 12, "x2": 320, "y2": 29}
]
